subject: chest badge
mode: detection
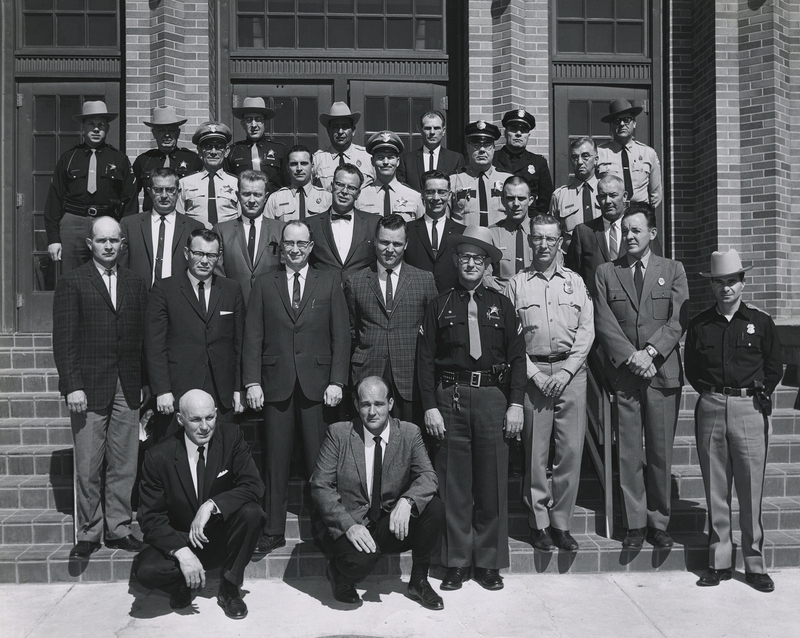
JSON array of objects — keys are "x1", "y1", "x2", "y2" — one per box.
[
  {"x1": 179, "y1": 161, "x2": 188, "y2": 170},
  {"x1": 356, "y1": 159, "x2": 362, "y2": 167},
  {"x1": 396, "y1": 197, "x2": 409, "y2": 208},
  {"x1": 527, "y1": 164, "x2": 535, "y2": 174},
  {"x1": 486, "y1": 305, "x2": 501, "y2": 321},
  {"x1": 316, "y1": 198, "x2": 322, "y2": 204},
  {"x1": 747, "y1": 324, "x2": 756, "y2": 334},
  {"x1": 108, "y1": 163, "x2": 117, "y2": 172},
  {"x1": 658, "y1": 277, "x2": 665, "y2": 286},
  {"x1": 266, "y1": 149, "x2": 275, "y2": 160},
  {"x1": 564, "y1": 281, "x2": 573, "y2": 294}
]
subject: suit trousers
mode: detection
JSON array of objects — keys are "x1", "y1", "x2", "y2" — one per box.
[
  {"x1": 326, "y1": 496, "x2": 445, "y2": 584},
  {"x1": 383, "y1": 357, "x2": 416, "y2": 424},
  {"x1": 434, "y1": 383, "x2": 509, "y2": 570},
  {"x1": 522, "y1": 363, "x2": 587, "y2": 531},
  {"x1": 696, "y1": 392, "x2": 769, "y2": 573},
  {"x1": 135, "y1": 501, "x2": 265, "y2": 589},
  {"x1": 59, "y1": 213, "x2": 93, "y2": 273},
  {"x1": 616, "y1": 384, "x2": 681, "y2": 531},
  {"x1": 70, "y1": 378, "x2": 139, "y2": 541}
]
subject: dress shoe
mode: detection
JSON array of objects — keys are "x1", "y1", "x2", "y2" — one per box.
[
  {"x1": 550, "y1": 527, "x2": 579, "y2": 552},
  {"x1": 105, "y1": 535, "x2": 144, "y2": 552},
  {"x1": 407, "y1": 579, "x2": 444, "y2": 610},
  {"x1": 217, "y1": 578, "x2": 248, "y2": 619},
  {"x1": 169, "y1": 583, "x2": 192, "y2": 610},
  {"x1": 327, "y1": 563, "x2": 360, "y2": 604},
  {"x1": 696, "y1": 568, "x2": 732, "y2": 587},
  {"x1": 440, "y1": 567, "x2": 470, "y2": 591},
  {"x1": 530, "y1": 527, "x2": 556, "y2": 552},
  {"x1": 254, "y1": 534, "x2": 285, "y2": 556},
  {"x1": 745, "y1": 572, "x2": 775, "y2": 593},
  {"x1": 647, "y1": 528, "x2": 674, "y2": 548},
  {"x1": 473, "y1": 567, "x2": 504, "y2": 591},
  {"x1": 621, "y1": 527, "x2": 646, "y2": 549},
  {"x1": 69, "y1": 541, "x2": 101, "y2": 559}
]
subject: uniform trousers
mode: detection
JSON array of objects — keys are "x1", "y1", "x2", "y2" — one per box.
[
  {"x1": 522, "y1": 362, "x2": 587, "y2": 530},
  {"x1": 696, "y1": 392, "x2": 769, "y2": 573},
  {"x1": 434, "y1": 383, "x2": 509, "y2": 569},
  {"x1": 70, "y1": 378, "x2": 139, "y2": 542},
  {"x1": 59, "y1": 213, "x2": 93, "y2": 273}
]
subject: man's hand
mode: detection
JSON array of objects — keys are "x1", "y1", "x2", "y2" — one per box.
[
  {"x1": 174, "y1": 546, "x2": 206, "y2": 590},
  {"x1": 246, "y1": 385, "x2": 264, "y2": 411},
  {"x1": 424, "y1": 408, "x2": 446, "y2": 440},
  {"x1": 642, "y1": 363, "x2": 657, "y2": 379},
  {"x1": 345, "y1": 524, "x2": 377, "y2": 553},
  {"x1": 188, "y1": 501, "x2": 214, "y2": 549},
  {"x1": 541, "y1": 369, "x2": 572, "y2": 399},
  {"x1": 232, "y1": 391, "x2": 244, "y2": 414},
  {"x1": 504, "y1": 404, "x2": 524, "y2": 438},
  {"x1": 141, "y1": 386, "x2": 152, "y2": 406},
  {"x1": 626, "y1": 350, "x2": 654, "y2": 377},
  {"x1": 323, "y1": 384, "x2": 342, "y2": 407},
  {"x1": 389, "y1": 498, "x2": 412, "y2": 541},
  {"x1": 66, "y1": 390, "x2": 88, "y2": 414},
  {"x1": 48, "y1": 243, "x2": 62, "y2": 262},
  {"x1": 156, "y1": 392, "x2": 175, "y2": 415},
  {"x1": 532, "y1": 372, "x2": 549, "y2": 393}
]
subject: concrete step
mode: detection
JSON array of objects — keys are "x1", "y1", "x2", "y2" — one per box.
[
  {"x1": 0, "y1": 348, "x2": 55, "y2": 371},
  {"x1": 0, "y1": 445, "x2": 73, "y2": 476},
  {"x1": 0, "y1": 418, "x2": 72, "y2": 446},
  {"x1": 0, "y1": 392, "x2": 69, "y2": 420},
  {"x1": 672, "y1": 463, "x2": 800, "y2": 500},
  {"x1": 0, "y1": 369, "x2": 59, "y2": 394},
  {"x1": 672, "y1": 434, "x2": 800, "y2": 466},
  {"x1": 0, "y1": 475, "x2": 73, "y2": 511},
  {"x1": 0, "y1": 509, "x2": 141, "y2": 546}
]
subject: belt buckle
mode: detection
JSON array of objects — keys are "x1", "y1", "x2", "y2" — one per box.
[
  {"x1": 87, "y1": 206, "x2": 98, "y2": 217},
  {"x1": 470, "y1": 372, "x2": 481, "y2": 387}
]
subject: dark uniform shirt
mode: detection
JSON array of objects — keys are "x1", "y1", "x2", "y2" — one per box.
[
  {"x1": 684, "y1": 302, "x2": 783, "y2": 395},
  {"x1": 44, "y1": 143, "x2": 138, "y2": 244},
  {"x1": 132, "y1": 147, "x2": 203, "y2": 212},
  {"x1": 224, "y1": 137, "x2": 287, "y2": 194},
  {"x1": 416, "y1": 284, "x2": 526, "y2": 410},
  {"x1": 492, "y1": 146, "x2": 554, "y2": 215}
]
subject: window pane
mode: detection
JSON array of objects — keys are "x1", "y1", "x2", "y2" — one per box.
[
  {"x1": 298, "y1": 16, "x2": 325, "y2": 48},
  {"x1": 387, "y1": 0, "x2": 412, "y2": 13},
  {"x1": 59, "y1": 97, "x2": 81, "y2": 131},
  {"x1": 415, "y1": 0, "x2": 442, "y2": 15},
  {"x1": 587, "y1": 22, "x2": 613, "y2": 53},
  {"x1": 591, "y1": 102, "x2": 610, "y2": 135},
  {"x1": 25, "y1": 0, "x2": 54, "y2": 9},
  {"x1": 616, "y1": 0, "x2": 643, "y2": 20},
  {"x1": 269, "y1": 16, "x2": 295, "y2": 47},
  {"x1": 237, "y1": 0, "x2": 264, "y2": 10},
  {"x1": 87, "y1": 16, "x2": 116, "y2": 46},
  {"x1": 238, "y1": 16, "x2": 266, "y2": 47},
  {"x1": 557, "y1": 23, "x2": 584, "y2": 53},
  {"x1": 297, "y1": 98, "x2": 318, "y2": 133},
  {"x1": 35, "y1": 97, "x2": 57, "y2": 132},
  {"x1": 328, "y1": 17, "x2": 354, "y2": 48},
  {"x1": 61, "y1": 134, "x2": 81, "y2": 147},
  {"x1": 268, "y1": 0, "x2": 294, "y2": 11},
  {"x1": 57, "y1": 15, "x2": 86, "y2": 46},
  {"x1": 557, "y1": 0, "x2": 583, "y2": 19},
  {"x1": 568, "y1": 101, "x2": 588, "y2": 135},
  {"x1": 411, "y1": 98, "x2": 431, "y2": 127},
  {"x1": 298, "y1": 0, "x2": 323, "y2": 10},
  {"x1": 364, "y1": 97, "x2": 386, "y2": 132},
  {"x1": 388, "y1": 98, "x2": 409, "y2": 132},
  {"x1": 25, "y1": 15, "x2": 54, "y2": 46},
  {"x1": 330, "y1": 0, "x2": 355, "y2": 12},
  {"x1": 88, "y1": 0, "x2": 116, "y2": 10},
  {"x1": 617, "y1": 23, "x2": 642, "y2": 54},
  {"x1": 273, "y1": 135, "x2": 295, "y2": 147},
  {"x1": 297, "y1": 136, "x2": 318, "y2": 153},
  {"x1": 357, "y1": 0, "x2": 382, "y2": 13},
  {"x1": 56, "y1": 0, "x2": 83, "y2": 9},
  {"x1": 418, "y1": 18, "x2": 442, "y2": 50},
  {"x1": 587, "y1": 0, "x2": 612, "y2": 19},
  {"x1": 358, "y1": 17, "x2": 384, "y2": 48},
  {"x1": 387, "y1": 17, "x2": 413, "y2": 49},
  {"x1": 272, "y1": 98, "x2": 294, "y2": 133},
  {"x1": 35, "y1": 137, "x2": 57, "y2": 172}
]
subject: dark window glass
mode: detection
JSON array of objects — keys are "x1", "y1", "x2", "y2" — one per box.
[
  {"x1": 25, "y1": 0, "x2": 54, "y2": 9},
  {"x1": 298, "y1": 0, "x2": 324, "y2": 11},
  {"x1": 238, "y1": 16, "x2": 266, "y2": 47},
  {"x1": 587, "y1": 23, "x2": 613, "y2": 53},
  {"x1": 330, "y1": 0, "x2": 355, "y2": 12},
  {"x1": 269, "y1": 16, "x2": 295, "y2": 47},
  {"x1": 272, "y1": 98, "x2": 294, "y2": 132},
  {"x1": 34, "y1": 137, "x2": 57, "y2": 172},
  {"x1": 328, "y1": 17, "x2": 355, "y2": 48},
  {"x1": 56, "y1": 0, "x2": 83, "y2": 9},
  {"x1": 616, "y1": 0, "x2": 643, "y2": 20},
  {"x1": 364, "y1": 97, "x2": 386, "y2": 132},
  {"x1": 297, "y1": 136, "x2": 318, "y2": 152},
  {"x1": 557, "y1": 23, "x2": 584, "y2": 53},
  {"x1": 35, "y1": 97, "x2": 57, "y2": 132},
  {"x1": 298, "y1": 16, "x2": 325, "y2": 47},
  {"x1": 358, "y1": 17, "x2": 384, "y2": 48},
  {"x1": 387, "y1": 17, "x2": 413, "y2": 49},
  {"x1": 388, "y1": 97, "x2": 409, "y2": 131},
  {"x1": 238, "y1": 0, "x2": 264, "y2": 11},
  {"x1": 419, "y1": 18, "x2": 442, "y2": 50},
  {"x1": 568, "y1": 101, "x2": 588, "y2": 135},
  {"x1": 87, "y1": 15, "x2": 116, "y2": 46},
  {"x1": 556, "y1": 0, "x2": 646, "y2": 56},
  {"x1": 357, "y1": 0, "x2": 382, "y2": 12},
  {"x1": 415, "y1": 0, "x2": 441, "y2": 14},
  {"x1": 387, "y1": 0, "x2": 412, "y2": 13},
  {"x1": 587, "y1": 0, "x2": 612, "y2": 19},
  {"x1": 617, "y1": 23, "x2": 642, "y2": 54},
  {"x1": 59, "y1": 96, "x2": 81, "y2": 130},
  {"x1": 297, "y1": 98, "x2": 318, "y2": 133},
  {"x1": 411, "y1": 98, "x2": 431, "y2": 126},
  {"x1": 268, "y1": 0, "x2": 294, "y2": 11},
  {"x1": 88, "y1": 0, "x2": 116, "y2": 9},
  {"x1": 25, "y1": 16, "x2": 54, "y2": 46},
  {"x1": 591, "y1": 102, "x2": 610, "y2": 135},
  {"x1": 557, "y1": 0, "x2": 583, "y2": 18},
  {"x1": 57, "y1": 15, "x2": 86, "y2": 47}
]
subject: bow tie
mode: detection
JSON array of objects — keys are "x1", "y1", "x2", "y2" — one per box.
[{"x1": 330, "y1": 212, "x2": 352, "y2": 221}]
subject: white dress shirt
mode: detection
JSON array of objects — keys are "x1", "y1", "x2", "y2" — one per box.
[
  {"x1": 94, "y1": 260, "x2": 117, "y2": 309},
  {"x1": 330, "y1": 213, "x2": 354, "y2": 261},
  {"x1": 286, "y1": 263, "x2": 309, "y2": 300},
  {"x1": 377, "y1": 261, "x2": 401, "y2": 304},
  {"x1": 364, "y1": 423, "x2": 391, "y2": 502},
  {"x1": 186, "y1": 271, "x2": 212, "y2": 307},
  {"x1": 184, "y1": 434, "x2": 219, "y2": 511},
  {"x1": 424, "y1": 214, "x2": 446, "y2": 251},
  {"x1": 150, "y1": 210, "x2": 177, "y2": 281}
]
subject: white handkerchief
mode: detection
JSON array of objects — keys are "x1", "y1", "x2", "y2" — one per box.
[
  {"x1": 220, "y1": 310, "x2": 233, "y2": 316},
  {"x1": 216, "y1": 469, "x2": 229, "y2": 478}
]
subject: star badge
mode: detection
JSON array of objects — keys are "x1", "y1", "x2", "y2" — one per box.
[
  {"x1": 266, "y1": 150, "x2": 275, "y2": 159},
  {"x1": 108, "y1": 163, "x2": 117, "y2": 172},
  {"x1": 747, "y1": 324, "x2": 756, "y2": 334},
  {"x1": 179, "y1": 161, "x2": 187, "y2": 169},
  {"x1": 486, "y1": 305, "x2": 501, "y2": 321},
  {"x1": 477, "y1": 120, "x2": 486, "y2": 130},
  {"x1": 380, "y1": 132, "x2": 391, "y2": 142},
  {"x1": 396, "y1": 197, "x2": 409, "y2": 207}
]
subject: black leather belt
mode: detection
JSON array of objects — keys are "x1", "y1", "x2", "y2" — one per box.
[
  {"x1": 437, "y1": 369, "x2": 498, "y2": 388},
  {"x1": 529, "y1": 352, "x2": 570, "y2": 363},
  {"x1": 63, "y1": 200, "x2": 115, "y2": 218},
  {"x1": 709, "y1": 386, "x2": 757, "y2": 397}
]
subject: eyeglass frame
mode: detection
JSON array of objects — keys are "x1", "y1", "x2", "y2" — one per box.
[
  {"x1": 186, "y1": 248, "x2": 222, "y2": 261},
  {"x1": 456, "y1": 253, "x2": 489, "y2": 266},
  {"x1": 332, "y1": 180, "x2": 361, "y2": 194}
]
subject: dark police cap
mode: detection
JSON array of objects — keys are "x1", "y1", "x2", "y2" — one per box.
[
  {"x1": 464, "y1": 120, "x2": 501, "y2": 141},
  {"x1": 192, "y1": 121, "x2": 233, "y2": 147},
  {"x1": 501, "y1": 109, "x2": 536, "y2": 130},
  {"x1": 365, "y1": 131, "x2": 404, "y2": 155}
]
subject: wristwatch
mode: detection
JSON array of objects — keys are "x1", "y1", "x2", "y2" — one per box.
[{"x1": 645, "y1": 345, "x2": 658, "y2": 359}]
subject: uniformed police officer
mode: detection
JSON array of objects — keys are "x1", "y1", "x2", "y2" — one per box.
[
  {"x1": 684, "y1": 249, "x2": 783, "y2": 593},
  {"x1": 313, "y1": 102, "x2": 374, "y2": 191},
  {"x1": 449, "y1": 121, "x2": 513, "y2": 227},
  {"x1": 225, "y1": 97, "x2": 287, "y2": 195},
  {"x1": 264, "y1": 145, "x2": 331, "y2": 221},
  {"x1": 505, "y1": 214, "x2": 594, "y2": 553},
  {"x1": 44, "y1": 101, "x2": 137, "y2": 272},
  {"x1": 417, "y1": 225, "x2": 526, "y2": 592},
  {"x1": 550, "y1": 136, "x2": 601, "y2": 247},
  {"x1": 493, "y1": 109, "x2": 554, "y2": 215},
  {"x1": 133, "y1": 106, "x2": 203, "y2": 213},
  {"x1": 356, "y1": 131, "x2": 424, "y2": 222}
]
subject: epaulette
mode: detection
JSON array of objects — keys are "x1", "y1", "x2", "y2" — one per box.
[{"x1": 743, "y1": 301, "x2": 770, "y2": 316}]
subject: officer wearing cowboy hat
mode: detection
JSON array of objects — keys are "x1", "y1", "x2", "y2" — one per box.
[
  {"x1": 493, "y1": 109, "x2": 554, "y2": 215},
  {"x1": 313, "y1": 102, "x2": 375, "y2": 191},
  {"x1": 596, "y1": 99, "x2": 662, "y2": 208},
  {"x1": 44, "y1": 100, "x2": 137, "y2": 272},
  {"x1": 225, "y1": 97, "x2": 287, "y2": 195},
  {"x1": 133, "y1": 106, "x2": 203, "y2": 213},
  {"x1": 684, "y1": 249, "x2": 783, "y2": 593}
]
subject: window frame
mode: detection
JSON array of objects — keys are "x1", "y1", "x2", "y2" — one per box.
[{"x1": 15, "y1": 0, "x2": 121, "y2": 55}]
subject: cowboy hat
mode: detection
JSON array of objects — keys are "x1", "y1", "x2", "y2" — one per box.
[
  {"x1": 448, "y1": 226, "x2": 503, "y2": 263},
  {"x1": 232, "y1": 97, "x2": 276, "y2": 120},
  {"x1": 700, "y1": 249, "x2": 753, "y2": 278},
  {"x1": 144, "y1": 106, "x2": 187, "y2": 127},
  {"x1": 72, "y1": 100, "x2": 118, "y2": 123},
  {"x1": 319, "y1": 102, "x2": 362, "y2": 128},
  {"x1": 600, "y1": 98, "x2": 643, "y2": 123}
]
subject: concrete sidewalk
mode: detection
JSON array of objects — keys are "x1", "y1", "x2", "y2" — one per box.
[{"x1": 2, "y1": 569, "x2": 798, "y2": 638}]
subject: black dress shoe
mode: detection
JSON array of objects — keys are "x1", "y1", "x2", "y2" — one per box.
[
  {"x1": 697, "y1": 568, "x2": 732, "y2": 587},
  {"x1": 169, "y1": 583, "x2": 192, "y2": 609},
  {"x1": 217, "y1": 578, "x2": 248, "y2": 619},
  {"x1": 254, "y1": 534, "x2": 285, "y2": 556},
  {"x1": 746, "y1": 572, "x2": 775, "y2": 593},
  {"x1": 622, "y1": 527, "x2": 646, "y2": 549},
  {"x1": 530, "y1": 527, "x2": 556, "y2": 552},
  {"x1": 105, "y1": 535, "x2": 144, "y2": 552},
  {"x1": 69, "y1": 541, "x2": 101, "y2": 558},
  {"x1": 407, "y1": 579, "x2": 444, "y2": 610},
  {"x1": 550, "y1": 527, "x2": 579, "y2": 552},
  {"x1": 327, "y1": 563, "x2": 360, "y2": 604},
  {"x1": 440, "y1": 567, "x2": 470, "y2": 591},
  {"x1": 473, "y1": 567, "x2": 504, "y2": 591},
  {"x1": 647, "y1": 528, "x2": 674, "y2": 548}
]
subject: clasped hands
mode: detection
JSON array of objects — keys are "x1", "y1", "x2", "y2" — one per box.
[
  {"x1": 246, "y1": 384, "x2": 342, "y2": 411},
  {"x1": 626, "y1": 349, "x2": 657, "y2": 378}
]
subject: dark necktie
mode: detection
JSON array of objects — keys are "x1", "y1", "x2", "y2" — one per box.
[
  {"x1": 478, "y1": 172, "x2": 489, "y2": 226},
  {"x1": 105, "y1": 268, "x2": 115, "y2": 309},
  {"x1": 207, "y1": 173, "x2": 218, "y2": 225},
  {"x1": 297, "y1": 187, "x2": 306, "y2": 220},
  {"x1": 515, "y1": 226, "x2": 525, "y2": 273},
  {"x1": 428, "y1": 150, "x2": 435, "y2": 171},
  {"x1": 385, "y1": 268, "x2": 393, "y2": 312},
  {"x1": 198, "y1": 280, "x2": 207, "y2": 316},
  {"x1": 621, "y1": 147, "x2": 634, "y2": 201},
  {"x1": 155, "y1": 215, "x2": 167, "y2": 281},
  {"x1": 634, "y1": 260, "x2": 644, "y2": 301},
  {"x1": 338, "y1": 152, "x2": 346, "y2": 167},
  {"x1": 431, "y1": 220, "x2": 439, "y2": 256},
  {"x1": 196, "y1": 445, "x2": 205, "y2": 501},
  {"x1": 582, "y1": 182, "x2": 594, "y2": 223},
  {"x1": 383, "y1": 184, "x2": 392, "y2": 218},
  {"x1": 369, "y1": 436, "x2": 383, "y2": 523},
  {"x1": 292, "y1": 272, "x2": 301, "y2": 311},
  {"x1": 247, "y1": 218, "x2": 256, "y2": 264}
]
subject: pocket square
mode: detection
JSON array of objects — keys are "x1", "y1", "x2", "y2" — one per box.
[
  {"x1": 216, "y1": 469, "x2": 229, "y2": 478},
  {"x1": 220, "y1": 311, "x2": 233, "y2": 316}
]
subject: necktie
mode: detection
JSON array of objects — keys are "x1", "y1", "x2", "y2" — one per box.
[
  {"x1": 196, "y1": 445, "x2": 205, "y2": 501},
  {"x1": 478, "y1": 172, "x2": 488, "y2": 227},
  {"x1": 105, "y1": 268, "x2": 115, "y2": 309},
  {"x1": 330, "y1": 212, "x2": 352, "y2": 221},
  {"x1": 383, "y1": 184, "x2": 392, "y2": 218},
  {"x1": 582, "y1": 182, "x2": 594, "y2": 223},
  {"x1": 198, "y1": 280, "x2": 207, "y2": 316},
  {"x1": 369, "y1": 436, "x2": 383, "y2": 523},
  {"x1": 87, "y1": 149, "x2": 97, "y2": 194},
  {"x1": 207, "y1": 173, "x2": 218, "y2": 225},
  {"x1": 251, "y1": 143, "x2": 260, "y2": 171},
  {"x1": 467, "y1": 290, "x2": 482, "y2": 360},
  {"x1": 384, "y1": 268, "x2": 393, "y2": 312},
  {"x1": 609, "y1": 222, "x2": 619, "y2": 260},
  {"x1": 431, "y1": 219, "x2": 439, "y2": 256},
  {"x1": 621, "y1": 147, "x2": 634, "y2": 201},
  {"x1": 155, "y1": 215, "x2": 166, "y2": 281},
  {"x1": 515, "y1": 226, "x2": 525, "y2": 273},
  {"x1": 247, "y1": 218, "x2": 256, "y2": 265},
  {"x1": 163, "y1": 153, "x2": 171, "y2": 169},
  {"x1": 634, "y1": 260, "x2": 644, "y2": 301},
  {"x1": 338, "y1": 152, "x2": 346, "y2": 167},
  {"x1": 428, "y1": 150, "x2": 435, "y2": 171},
  {"x1": 292, "y1": 272, "x2": 301, "y2": 311},
  {"x1": 297, "y1": 187, "x2": 306, "y2": 219}
]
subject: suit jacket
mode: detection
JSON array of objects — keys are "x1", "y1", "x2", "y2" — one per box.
[
  {"x1": 145, "y1": 271, "x2": 245, "y2": 409},
  {"x1": 404, "y1": 216, "x2": 466, "y2": 293},
  {"x1": 138, "y1": 425, "x2": 265, "y2": 556},
  {"x1": 593, "y1": 254, "x2": 689, "y2": 391},
  {"x1": 243, "y1": 268, "x2": 351, "y2": 403},
  {"x1": 397, "y1": 146, "x2": 466, "y2": 192},
  {"x1": 306, "y1": 209, "x2": 380, "y2": 282},
  {"x1": 53, "y1": 261, "x2": 148, "y2": 411},
  {"x1": 213, "y1": 215, "x2": 284, "y2": 305},
  {"x1": 310, "y1": 418, "x2": 438, "y2": 540},
  {"x1": 119, "y1": 212, "x2": 205, "y2": 289},
  {"x1": 344, "y1": 263, "x2": 438, "y2": 400}
]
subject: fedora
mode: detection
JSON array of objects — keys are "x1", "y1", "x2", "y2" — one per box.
[
  {"x1": 232, "y1": 97, "x2": 276, "y2": 120},
  {"x1": 319, "y1": 102, "x2": 362, "y2": 128},
  {"x1": 700, "y1": 249, "x2": 753, "y2": 278},
  {"x1": 447, "y1": 226, "x2": 503, "y2": 264},
  {"x1": 72, "y1": 100, "x2": 117, "y2": 123},
  {"x1": 600, "y1": 98, "x2": 643, "y2": 123},
  {"x1": 144, "y1": 106, "x2": 187, "y2": 127}
]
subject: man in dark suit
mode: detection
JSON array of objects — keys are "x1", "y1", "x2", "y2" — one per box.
[
  {"x1": 136, "y1": 390, "x2": 265, "y2": 619},
  {"x1": 120, "y1": 168, "x2": 204, "y2": 288},
  {"x1": 404, "y1": 170, "x2": 466, "y2": 292},
  {"x1": 344, "y1": 215, "x2": 438, "y2": 422},
  {"x1": 243, "y1": 220, "x2": 351, "y2": 555},
  {"x1": 213, "y1": 170, "x2": 284, "y2": 305},
  {"x1": 593, "y1": 206, "x2": 688, "y2": 550},
  {"x1": 398, "y1": 110, "x2": 465, "y2": 192},
  {"x1": 53, "y1": 217, "x2": 148, "y2": 558},
  {"x1": 311, "y1": 376, "x2": 444, "y2": 609},
  {"x1": 306, "y1": 163, "x2": 379, "y2": 282}
]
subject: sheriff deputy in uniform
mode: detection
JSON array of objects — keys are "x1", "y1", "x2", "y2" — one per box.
[
  {"x1": 132, "y1": 106, "x2": 203, "y2": 213},
  {"x1": 549, "y1": 136, "x2": 601, "y2": 248},
  {"x1": 684, "y1": 249, "x2": 783, "y2": 594},
  {"x1": 44, "y1": 100, "x2": 137, "y2": 273},
  {"x1": 264, "y1": 145, "x2": 331, "y2": 221},
  {"x1": 355, "y1": 131, "x2": 424, "y2": 222},
  {"x1": 313, "y1": 102, "x2": 374, "y2": 191},
  {"x1": 224, "y1": 97, "x2": 287, "y2": 195},
  {"x1": 450, "y1": 121, "x2": 513, "y2": 228},
  {"x1": 416, "y1": 225, "x2": 526, "y2": 593}
]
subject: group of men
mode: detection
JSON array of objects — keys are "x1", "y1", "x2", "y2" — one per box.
[{"x1": 50, "y1": 95, "x2": 782, "y2": 621}]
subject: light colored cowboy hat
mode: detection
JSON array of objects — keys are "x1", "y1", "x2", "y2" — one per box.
[
  {"x1": 73, "y1": 100, "x2": 118, "y2": 123},
  {"x1": 700, "y1": 249, "x2": 753, "y2": 278},
  {"x1": 232, "y1": 97, "x2": 276, "y2": 120},
  {"x1": 319, "y1": 102, "x2": 362, "y2": 128},
  {"x1": 144, "y1": 106, "x2": 187, "y2": 127},
  {"x1": 448, "y1": 226, "x2": 503, "y2": 263}
]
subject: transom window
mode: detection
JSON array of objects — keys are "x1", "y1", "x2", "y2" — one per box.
[
  {"x1": 20, "y1": 0, "x2": 119, "y2": 49},
  {"x1": 555, "y1": 0, "x2": 645, "y2": 56}
]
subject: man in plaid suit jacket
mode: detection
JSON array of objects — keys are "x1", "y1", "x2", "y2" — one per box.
[{"x1": 344, "y1": 214, "x2": 438, "y2": 423}]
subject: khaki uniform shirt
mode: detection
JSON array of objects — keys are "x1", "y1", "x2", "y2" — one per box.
[
  {"x1": 596, "y1": 138, "x2": 662, "y2": 208},
  {"x1": 355, "y1": 178, "x2": 424, "y2": 221},
  {"x1": 313, "y1": 144, "x2": 375, "y2": 191},
  {"x1": 449, "y1": 166, "x2": 513, "y2": 227},
  {"x1": 264, "y1": 183, "x2": 332, "y2": 220},
  {"x1": 177, "y1": 169, "x2": 240, "y2": 228}
]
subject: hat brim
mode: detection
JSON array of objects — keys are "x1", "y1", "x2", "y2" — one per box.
[
  {"x1": 320, "y1": 112, "x2": 362, "y2": 128},
  {"x1": 601, "y1": 106, "x2": 643, "y2": 123},
  {"x1": 144, "y1": 118, "x2": 188, "y2": 127},
  {"x1": 447, "y1": 234, "x2": 503, "y2": 264},
  {"x1": 503, "y1": 118, "x2": 535, "y2": 130},
  {"x1": 193, "y1": 133, "x2": 230, "y2": 146},
  {"x1": 700, "y1": 265, "x2": 753, "y2": 278},
  {"x1": 232, "y1": 107, "x2": 277, "y2": 119},
  {"x1": 73, "y1": 112, "x2": 118, "y2": 123}
]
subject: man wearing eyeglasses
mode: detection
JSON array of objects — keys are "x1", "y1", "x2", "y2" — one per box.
[
  {"x1": 224, "y1": 97, "x2": 287, "y2": 195},
  {"x1": 550, "y1": 137, "x2": 601, "y2": 248},
  {"x1": 596, "y1": 99, "x2": 662, "y2": 208},
  {"x1": 505, "y1": 215, "x2": 594, "y2": 553}
]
